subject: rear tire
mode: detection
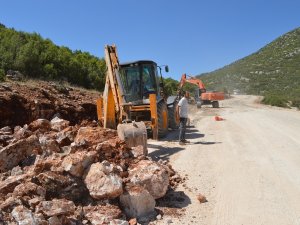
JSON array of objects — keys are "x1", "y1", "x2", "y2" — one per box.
[
  {"x1": 197, "y1": 101, "x2": 202, "y2": 108},
  {"x1": 212, "y1": 101, "x2": 219, "y2": 108},
  {"x1": 168, "y1": 101, "x2": 179, "y2": 129},
  {"x1": 157, "y1": 101, "x2": 169, "y2": 138}
]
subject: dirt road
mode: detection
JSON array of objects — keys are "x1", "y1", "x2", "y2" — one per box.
[{"x1": 149, "y1": 95, "x2": 300, "y2": 225}]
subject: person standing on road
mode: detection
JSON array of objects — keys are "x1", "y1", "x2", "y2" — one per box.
[{"x1": 177, "y1": 91, "x2": 190, "y2": 145}]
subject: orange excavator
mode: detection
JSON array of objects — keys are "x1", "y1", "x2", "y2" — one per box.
[{"x1": 179, "y1": 73, "x2": 224, "y2": 108}]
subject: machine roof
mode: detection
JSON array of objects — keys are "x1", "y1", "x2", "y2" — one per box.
[{"x1": 120, "y1": 60, "x2": 157, "y2": 67}]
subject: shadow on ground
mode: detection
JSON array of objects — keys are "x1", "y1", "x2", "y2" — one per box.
[
  {"x1": 156, "y1": 189, "x2": 191, "y2": 208},
  {"x1": 185, "y1": 132, "x2": 205, "y2": 139},
  {"x1": 192, "y1": 141, "x2": 222, "y2": 145},
  {"x1": 141, "y1": 189, "x2": 191, "y2": 224},
  {"x1": 148, "y1": 126, "x2": 212, "y2": 161},
  {"x1": 148, "y1": 144, "x2": 184, "y2": 162}
]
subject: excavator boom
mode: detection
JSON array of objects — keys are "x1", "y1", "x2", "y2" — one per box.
[
  {"x1": 179, "y1": 73, "x2": 206, "y2": 92},
  {"x1": 179, "y1": 73, "x2": 224, "y2": 108}
]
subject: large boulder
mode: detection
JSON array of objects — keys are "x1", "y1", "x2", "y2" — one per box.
[
  {"x1": 0, "y1": 135, "x2": 41, "y2": 172},
  {"x1": 84, "y1": 162, "x2": 123, "y2": 200},
  {"x1": 128, "y1": 160, "x2": 169, "y2": 199},
  {"x1": 62, "y1": 151, "x2": 97, "y2": 177},
  {"x1": 120, "y1": 186, "x2": 155, "y2": 219}
]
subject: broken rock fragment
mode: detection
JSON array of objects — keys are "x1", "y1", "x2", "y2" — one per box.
[
  {"x1": 0, "y1": 174, "x2": 28, "y2": 195},
  {"x1": 75, "y1": 126, "x2": 117, "y2": 146},
  {"x1": 84, "y1": 162, "x2": 123, "y2": 199},
  {"x1": 0, "y1": 126, "x2": 12, "y2": 134},
  {"x1": 62, "y1": 150, "x2": 97, "y2": 177},
  {"x1": 55, "y1": 126, "x2": 77, "y2": 147},
  {"x1": 130, "y1": 145, "x2": 147, "y2": 158},
  {"x1": 128, "y1": 160, "x2": 169, "y2": 199},
  {"x1": 11, "y1": 205, "x2": 36, "y2": 225},
  {"x1": 13, "y1": 124, "x2": 33, "y2": 140},
  {"x1": 35, "y1": 171, "x2": 89, "y2": 202},
  {"x1": 39, "y1": 136, "x2": 60, "y2": 154},
  {"x1": 50, "y1": 116, "x2": 70, "y2": 132},
  {"x1": 28, "y1": 119, "x2": 51, "y2": 132},
  {"x1": 110, "y1": 219, "x2": 129, "y2": 225},
  {"x1": 83, "y1": 205, "x2": 123, "y2": 224},
  {"x1": 197, "y1": 193, "x2": 207, "y2": 203},
  {"x1": 0, "y1": 134, "x2": 41, "y2": 172},
  {"x1": 36, "y1": 199, "x2": 75, "y2": 217},
  {"x1": 13, "y1": 182, "x2": 46, "y2": 198},
  {"x1": 120, "y1": 186, "x2": 155, "y2": 219},
  {"x1": 0, "y1": 196, "x2": 22, "y2": 212}
]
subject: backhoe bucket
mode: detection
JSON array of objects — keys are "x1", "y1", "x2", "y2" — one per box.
[{"x1": 117, "y1": 122, "x2": 147, "y2": 155}]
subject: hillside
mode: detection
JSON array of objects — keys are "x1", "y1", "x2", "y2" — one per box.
[
  {"x1": 199, "y1": 27, "x2": 300, "y2": 105},
  {"x1": 0, "y1": 23, "x2": 106, "y2": 90}
]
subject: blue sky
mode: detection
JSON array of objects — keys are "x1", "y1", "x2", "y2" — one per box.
[{"x1": 1, "y1": 0, "x2": 299, "y2": 80}]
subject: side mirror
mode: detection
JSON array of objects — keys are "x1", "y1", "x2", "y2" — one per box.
[
  {"x1": 165, "y1": 66, "x2": 169, "y2": 73},
  {"x1": 159, "y1": 82, "x2": 164, "y2": 88}
]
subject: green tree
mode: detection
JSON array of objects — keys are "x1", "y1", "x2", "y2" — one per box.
[
  {"x1": 0, "y1": 68, "x2": 5, "y2": 81},
  {"x1": 163, "y1": 77, "x2": 179, "y2": 96},
  {"x1": 0, "y1": 24, "x2": 107, "y2": 90}
]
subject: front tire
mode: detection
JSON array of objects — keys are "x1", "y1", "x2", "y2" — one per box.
[
  {"x1": 157, "y1": 101, "x2": 169, "y2": 138},
  {"x1": 168, "y1": 101, "x2": 179, "y2": 130},
  {"x1": 212, "y1": 101, "x2": 219, "y2": 108},
  {"x1": 197, "y1": 101, "x2": 202, "y2": 108}
]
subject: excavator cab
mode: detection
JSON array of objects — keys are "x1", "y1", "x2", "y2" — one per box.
[{"x1": 119, "y1": 61, "x2": 160, "y2": 104}]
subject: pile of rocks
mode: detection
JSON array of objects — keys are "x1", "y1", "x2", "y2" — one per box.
[{"x1": 0, "y1": 117, "x2": 178, "y2": 224}]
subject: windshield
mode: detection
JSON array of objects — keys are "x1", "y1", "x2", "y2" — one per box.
[
  {"x1": 119, "y1": 64, "x2": 157, "y2": 103},
  {"x1": 142, "y1": 65, "x2": 157, "y2": 94}
]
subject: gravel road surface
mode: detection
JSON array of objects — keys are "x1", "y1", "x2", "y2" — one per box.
[{"x1": 149, "y1": 95, "x2": 300, "y2": 225}]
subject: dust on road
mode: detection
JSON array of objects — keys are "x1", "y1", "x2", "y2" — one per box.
[{"x1": 148, "y1": 95, "x2": 300, "y2": 225}]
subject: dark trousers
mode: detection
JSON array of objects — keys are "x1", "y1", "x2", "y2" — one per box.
[{"x1": 179, "y1": 117, "x2": 187, "y2": 141}]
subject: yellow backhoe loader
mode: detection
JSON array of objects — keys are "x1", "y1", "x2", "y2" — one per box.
[{"x1": 96, "y1": 45, "x2": 179, "y2": 149}]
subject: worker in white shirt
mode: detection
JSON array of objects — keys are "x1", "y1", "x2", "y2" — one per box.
[{"x1": 177, "y1": 91, "x2": 190, "y2": 145}]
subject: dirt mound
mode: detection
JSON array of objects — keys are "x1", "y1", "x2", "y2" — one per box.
[{"x1": 0, "y1": 80, "x2": 99, "y2": 128}]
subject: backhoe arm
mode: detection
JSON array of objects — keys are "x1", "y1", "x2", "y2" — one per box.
[
  {"x1": 103, "y1": 45, "x2": 127, "y2": 128},
  {"x1": 179, "y1": 73, "x2": 206, "y2": 93}
]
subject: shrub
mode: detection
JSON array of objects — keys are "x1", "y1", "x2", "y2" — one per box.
[
  {"x1": 0, "y1": 68, "x2": 5, "y2": 82},
  {"x1": 291, "y1": 98, "x2": 300, "y2": 109},
  {"x1": 262, "y1": 94, "x2": 288, "y2": 108}
]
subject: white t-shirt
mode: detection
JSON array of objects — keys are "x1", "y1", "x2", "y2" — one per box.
[{"x1": 178, "y1": 97, "x2": 188, "y2": 118}]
